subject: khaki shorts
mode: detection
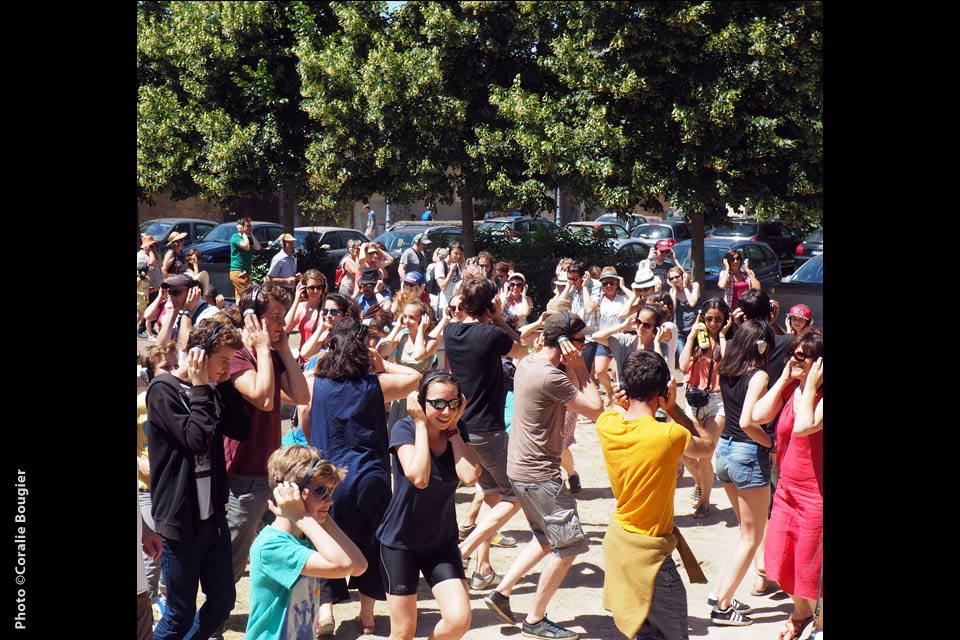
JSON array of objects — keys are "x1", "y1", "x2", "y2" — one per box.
[{"x1": 510, "y1": 476, "x2": 588, "y2": 558}]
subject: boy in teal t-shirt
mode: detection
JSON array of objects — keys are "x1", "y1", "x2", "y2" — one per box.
[{"x1": 245, "y1": 446, "x2": 366, "y2": 640}]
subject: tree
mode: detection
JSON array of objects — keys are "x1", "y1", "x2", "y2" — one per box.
[
  {"x1": 483, "y1": 1, "x2": 822, "y2": 282},
  {"x1": 137, "y1": 1, "x2": 341, "y2": 228}
]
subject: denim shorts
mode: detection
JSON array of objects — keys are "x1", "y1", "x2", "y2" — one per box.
[
  {"x1": 467, "y1": 430, "x2": 516, "y2": 501},
  {"x1": 510, "y1": 477, "x2": 588, "y2": 558},
  {"x1": 684, "y1": 390, "x2": 725, "y2": 422},
  {"x1": 713, "y1": 437, "x2": 771, "y2": 489},
  {"x1": 594, "y1": 342, "x2": 613, "y2": 358}
]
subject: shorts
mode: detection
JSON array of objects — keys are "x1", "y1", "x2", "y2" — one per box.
[
  {"x1": 594, "y1": 342, "x2": 613, "y2": 358},
  {"x1": 378, "y1": 543, "x2": 466, "y2": 596},
  {"x1": 510, "y1": 476, "x2": 588, "y2": 558},
  {"x1": 684, "y1": 390, "x2": 725, "y2": 422},
  {"x1": 468, "y1": 430, "x2": 516, "y2": 501},
  {"x1": 713, "y1": 437, "x2": 771, "y2": 490}
]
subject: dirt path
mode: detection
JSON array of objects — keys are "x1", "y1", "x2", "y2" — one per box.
[{"x1": 218, "y1": 414, "x2": 808, "y2": 640}]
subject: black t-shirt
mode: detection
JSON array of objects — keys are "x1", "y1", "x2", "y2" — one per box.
[
  {"x1": 764, "y1": 333, "x2": 794, "y2": 388},
  {"x1": 720, "y1": 368, "x2": 774, "y2": 443},
  {"x1": 443, "y1": 322, "x2": 514, "y2": 436},
  {"x1": 376, "y1": 416, "x2": 461, "y2": 551}
]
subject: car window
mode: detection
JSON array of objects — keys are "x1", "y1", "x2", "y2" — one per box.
[
  {"x1": 344, "y1": 231, "x2": 368, "y2": 245},
  {"x1": 140, "y1": 221, "x2": 173, "y2": 238},
  {"x1": 436, "y1": 231, "x2": 462, "y2": 246},
  {"x1": 481, "y1": 221, "x2": 510, "y2": 232},
  {"x1": 613, "y1": 225, "x2": 629, "y2": 239},
  {"x1": 173, "y1": 222, "x2": 192, "y2": 239},
  {"x1": 743, "y1": 244, "x2": 769, "y2": 268},
  {"x1": 777, "y1": 223, "x2": 795, "y2": 240},
  {"x1": 789, "y1": 256, "x2": 823, "y2": 283},
  {"x1": 674, "y1": 224, "x2": 691, "y2": 240},
  {"x1": 324, "y1": 232, "x2": 343, "y2": 250},
  {"x1": 711, "y1": 223, "x2": 757, "y2": 237},
  {"x1": 805, "y1": 229, "x2": 823, "y2": 243},
  {"x1": 615, "y1": 244, "x2": 635, "y2": 262},
  {"x1": 195, "y1": 222, "x2": 216, "y2": 242},
  {"x1": 202, "y1": 223, "x2": 236, "y2": 243},
  {"x1": 632, "y1": 224, "x2": 670, "y2": 240},
  {"x1": 760, "y1": 245, "x2": 777, "y2": 266},
  {"x1": 255, "y1": 225, "x2": 282, "y2": 245}
]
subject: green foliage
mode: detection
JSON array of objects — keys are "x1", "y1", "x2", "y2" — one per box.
[{"x1": 475, "y1": 227, "x2": 633, "y2": 313}]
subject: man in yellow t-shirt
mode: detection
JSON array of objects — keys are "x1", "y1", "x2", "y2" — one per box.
[{"x1": 595, "y1": 350, "x2": 713, "y2": 639}]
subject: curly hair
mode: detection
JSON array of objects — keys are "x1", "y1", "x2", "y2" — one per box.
[
  {"x1": 239, "y1": 282, "x2": 293, "y2": 315},
  {"x1": 313, "y1": 318, "x2": 371, "y2": 380},
  {"x1": 186, "y1": 316, "x2": 244, "y2": 352},
  {"x1": 323, "y1": 293, "x2": 361, "y2": 323}
]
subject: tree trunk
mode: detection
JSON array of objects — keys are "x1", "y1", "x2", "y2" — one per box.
[
  {"x1": 461, "y1": 194, "x2": 475, "y2": 258},
  {"x1": 280, "y1": 182, "x2": 296, "y2": 232},
  {"x1": 690, "y1": 211, "x2": 705, "y2": 286}
]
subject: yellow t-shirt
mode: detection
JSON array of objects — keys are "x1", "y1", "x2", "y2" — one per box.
[
  {"x1": 137, "y1": 390, "x2": 150, "y2": 490},
  {"x1": 595, "y1": 410, "x2": 690, "y2": 537}
]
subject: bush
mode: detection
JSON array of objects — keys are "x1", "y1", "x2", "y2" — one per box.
[{"x1": 475, "y1": 228, "x2": 638, "y2": 317}]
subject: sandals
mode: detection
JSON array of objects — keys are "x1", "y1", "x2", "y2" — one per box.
[
  {"x1": 778, "y1": 614, "x2": 814, "y2": 640},
  {"x1": 355, "y1": 615, "x2": 377, "y2": 635},
  {"x1": 691, "y1": 485, "x2": 702, "y2": 507},
  {"x1": 692, "y1": 503, "x2": 710, "y2": 519},
  {"x1": 751, "y1": 571, "x2": 780, "y2": 596},
  {"x1": 316, "y1": 617, "x2": 335, "y2": 636}
]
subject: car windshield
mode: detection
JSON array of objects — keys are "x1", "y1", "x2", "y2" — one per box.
[
  {"x1": 480, "y1": 221, "x2": 511, "y2": 231},
  {"x1": 631, "y1": 224, "x2": 671, "y2": 239},
  {"x1": 201, "y1": 223, "x2": 238, "y2": 243},
  {"x1": 140, "y1": 221, "x2": 173, "y2": 237},
  {"x1": 671, "y1": 245, "x2": 742, "y2": 275},
  {"x1": 710, "y1": 223, "x2": 758, "y2": 237},
  {"x1": 372, "y1": 230, "x2": 418, "y2": 253},
  {"x1": 788, "y1": 255, "x2": 823, "y2": 283},
  {"x1": 805, "y1": 229, "x2": 823, "y2": 243},
  {"x1": 293, "y1": 230, "x2": 322, "y2": 250}
]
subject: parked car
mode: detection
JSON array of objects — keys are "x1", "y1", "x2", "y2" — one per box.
[
  {"x1": 768, "y1": 254, "x2": 823, "y2": 333},
  {"x1": 793, "y1": 228, "x2": 823, "y2": 268},
  {"x1": 372, "y1": 223, "x2": 463, "y2": 289},
  {"x1": 289, "y1": 226, "x2": 369, "y2": 259},
  {"x1": 611, "y1": 238, "x2": 658, "y2": 264},
  {"x1": 707, "y1": 219, "x2": 800, "y2": 274},
  {"x1": 593, "y1": 212, "x2": 648, "y2": 231},
  {"x1": 564, "y1": 221, "x2": 630, "y2": 244},
  {"x1": 192, "y1": 221, "x2": 284, "y2": 300},
  {"x1": 478, "y1": 215, "x2": 561, "y2": 238},
  {"x1": 629, "y1": 221, "x2": 692, "y2": 248},
  {"x1": 139, "y1": 217, "x2": 218, "y2": 253},
  {"x1": 670, "y1": 238, "x2": 782, "y2": 290}
]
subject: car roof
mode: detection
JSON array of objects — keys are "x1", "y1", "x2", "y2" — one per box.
[
  {"x1": 294, "y1": 226, "x2": 363, "y2": 233},
  {"x1": 140, "y1": 217, "x2": 213, "y2": 225},
  {"x1": 483, "y1": 216, "x2": 542, "y2": 222},
  {"x1": 673, "y1": 238, "x2": 771, "y2": 250}
]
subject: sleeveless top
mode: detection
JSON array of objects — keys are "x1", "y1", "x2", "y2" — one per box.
[
  {"x1": 167, "y1": 251, "x2": 186, "y2": 275},
  {"x1": 720, "y1": 369, "x2": 773, "y2": 443},
  {"x1": 674, "y1": 291, "x2": 696, "y2": 338},
  {"x1": 338, "y1": 255, "x2": 357, "y2": 296},
  {"x1": 296, "y1": 305, "x2": 322, "y2": 364}
]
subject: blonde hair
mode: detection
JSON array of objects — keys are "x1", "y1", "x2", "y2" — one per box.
[{"x1": 267, "y1": 445, "x2": 346, "y2": 490}]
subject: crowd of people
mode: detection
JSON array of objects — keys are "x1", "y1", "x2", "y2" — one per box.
[{"x1": 137, "y1": 224, "x2": 822, "y2": 640}]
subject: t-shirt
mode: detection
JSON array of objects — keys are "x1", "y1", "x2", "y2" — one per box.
[
  {"x1": 596, "y1": 292, "x2": 630, "y2": 332},
  {"x1": 434, "y1": 261, "x2": 462, "y2": 309},
  {"x1": 596, "y1": 411, "x2": 690, "y2": 536},
  {"x1": 507, "y1": 356, "x2": 578, "y2": 482},
  {"x1": 649, "y1": 260, "x2": 675, "y2": 290},
  {"x1": 399, "y1": 248, "x2": 425, "y2": 278},
  {"x1": 224, "y1": 348, "x2": 284, "y2": 475},
  {"x1": 246, "y1": 525, "x2": 319, "y2": 640},
  {"x1": 230, "y1": 232, "x2": 255, "y2": 272},
  {"x1": 444, "y1": 322, "x2": 514, "y2": 436},
  {"x1": 267, "y1": 250, "x2": 297, "y2": 293},
  {"x1": 376, "y1": 416, "x2": 461, "y2": 551}
]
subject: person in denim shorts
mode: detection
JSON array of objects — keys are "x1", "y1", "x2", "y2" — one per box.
[
  {"x1": 483, "y1": 312, "x2": 604, "y2": 640},
  {"x1": 708, "y1": 320, "x2": 776, "y2": 627}
]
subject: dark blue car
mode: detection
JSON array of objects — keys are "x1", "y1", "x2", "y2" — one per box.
[{"x1": 670, "y1": 238, "x2": 782, "y2": 290}]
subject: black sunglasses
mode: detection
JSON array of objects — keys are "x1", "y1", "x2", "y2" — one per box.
[
  {"x1": 307, "y1": 484, "x2": 335, "y2": 500},
  {"x1": 306, "y1": 285, "x2": 325, "y2": 292},
  {"x1": 425, "y1": 397, "x2": 462, "y2": 410},
  {"x1": 792, "y1": 351, "x2": 812, "y2": 362},
  {"x1": 321, "y1": 308, "x2": 341, "y2": 316},
  {"x1": 637, "y1": 321, "x2": 654, "y2": 329}
]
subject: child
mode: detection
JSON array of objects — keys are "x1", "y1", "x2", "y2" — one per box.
[{"x1": 245, "y1": 446, "x2": 367, "y2": 640}]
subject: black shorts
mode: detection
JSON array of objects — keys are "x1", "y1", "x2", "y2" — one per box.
[{"x1": 378, "y1": 542, "x2": 466, "y2": 596}]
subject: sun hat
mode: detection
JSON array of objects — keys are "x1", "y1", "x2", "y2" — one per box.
[
  {"x1": 167, "y1": 231, "x2": 188, "y2": 244},
  {"x1": 140, "y1": 235, "x2": 157, "y2": 250},
  {"x1": 632, "y1": 267, "x2": 657, "y2": 289},
  {"x1": 599, "y1": 267, "x2": 619, "y2": 281}
]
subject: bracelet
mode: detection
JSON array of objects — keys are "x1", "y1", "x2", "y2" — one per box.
[{"x1": 445, "y1": 428, "x2": 459, "y2": 440}]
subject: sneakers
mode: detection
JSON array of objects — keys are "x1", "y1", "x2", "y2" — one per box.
[
  {"x1": 484, "y1": 590, "x2": 516, "y2": 624},
  {"x1": 567, "y1": 473, "x2": 582, "y2": 495},
  {"x1": 490, "y1": 531, "x2": 517, "y2": 547},
  {"x1": 458, "y1": 523, "x2": 477, "y2": 541},
  {"x1": 710, "y1": 605, "x2": 754, "y2": 626},
  {"x1": 152, "y1": 592, "x2": 167, "y2": 621},
  {"x1": 137, "y1": 332, "x2": 149, "y2": 339},
  {"x1": 706, "y1": 595, "x2": 752, "y2": 613},
  {"x1": 521, "y1": 616, "x2": 580, "y2": 639},
  {"x1": 470, "y1": 571, "x2": 501, "y2": 590}
]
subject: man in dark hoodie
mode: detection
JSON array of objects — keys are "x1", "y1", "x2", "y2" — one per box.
[{"x1": 147, "y1": 316, "x2": 252, "y2": 640}]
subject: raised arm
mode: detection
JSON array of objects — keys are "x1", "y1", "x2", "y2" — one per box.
[
  {"x1": 740, "y1": 370, "x2": 774, "y2": 448},
  {"x1": 793, "y1": 358, "x2": 823, "y2": 437},
  {"x1": 395, "y1": 393, "x2": 434, "y2": 489}
]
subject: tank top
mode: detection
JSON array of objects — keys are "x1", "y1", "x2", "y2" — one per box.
[
  {"x1": 297, "y1": 305, "x2": 322, "y2": 364},
  {"x1": 338, "y1": 256, "x2": 357, "y2": 296},
  {"x1": 675, "y1": 292, "x2": 696, "y2": 338},
  {"x1": 720, "y1": 368, "x2": 773, "y2": 443}
]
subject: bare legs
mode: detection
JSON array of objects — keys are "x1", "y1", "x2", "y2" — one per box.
[
  {"x1": 713, "y1": 483, "x2": 770, "y2": 610},
  {"x1": 493, "y1": 538, "x2": 576, "y2": 624},
  {"x1": 594, "y1": 354, "x2": 614, "y2": 406},
  {"x1": 683, "y1": 414, "x2": 723, "y2": 510},
  {"x1": 460, "y1": 494, "x2": 521, "y2": 577},
  {"x1": 386, "y1": 579, "x2": 471, "y2": 640}
]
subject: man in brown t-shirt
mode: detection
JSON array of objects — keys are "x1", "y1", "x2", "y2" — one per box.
[{"x1": 483, "y1": 312, "x2": 604, "y2": 640}]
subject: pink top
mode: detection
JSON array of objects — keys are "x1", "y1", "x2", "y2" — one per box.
[
  {"x1": 297, "y1": 305, "x2": 322, "y2": 364},
  {"x1": 775, "y1": 382, "x2": 824, "y2": 498}
]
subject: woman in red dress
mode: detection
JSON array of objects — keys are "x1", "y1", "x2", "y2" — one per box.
[{"x1": 752, "y1": 330, "x2": 823, "y2": 640}]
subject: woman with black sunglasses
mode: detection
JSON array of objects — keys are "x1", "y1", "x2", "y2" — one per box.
[
  {"x1": 284, "y1": 269, "x2": 328, "y2": 366},
  {"x1": 717, "y1": 249, "x2": 761, "y2": 310},
  {"x1": 678, "y1": 298, "x2": 734, "y2": 519},
  {"x1": 376, "y1": 371, "x2": 481, "y2": 640},
  {"x1": 498, "y1": 271, "x2": 532, "y2": 326}
]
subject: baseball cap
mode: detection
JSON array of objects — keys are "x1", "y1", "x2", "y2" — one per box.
[
  {"x1": 656, "y1": 239, "x2": 673, "y2": 251},
  {"x1": 787, "y1": 304, "x2": 812, "y2": 321},
  {"x1": 403, "y1": 271, "x2": 423, "y2": 284},
  {"x1": 542, "y1": 312, "x2": 588, "y2": 342},
  {"x1": 413, "y1": 233, "x2": 432, "y2": 245}
]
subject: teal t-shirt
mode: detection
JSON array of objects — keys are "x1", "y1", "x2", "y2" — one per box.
[
  {"x1": 230, "y1": 232, "x2": 254, "y2": 272},
  {"x1": 245, "y1": 526, "x2": 318, "y2": 640}
]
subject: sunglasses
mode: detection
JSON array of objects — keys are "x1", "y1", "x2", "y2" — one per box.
[
  {"x1": 668, "y1": 274, "x2": 682, "y2": 281},
  {"x1": 321, "y1": 308, "x2": 341, "y2": 316},
  {"x1": 703, "y1": 316, "x2": 724, "y2": 323},
  {"x1": 448, "y1": 305, "x2": 462, "y2": 313},
  {"x1": 731, "y1": 256, "x2": 743, "y2": 262},
  {"x1": 306, "y1": 285, "x2": 325, "y2": 292},
  {"x1": 508, "y1": 282, "x2": 523, "y2": 288},
  {"x1": 637, "y1": 320, "x2": 654, "y2": 329},
  {"x1": 601, "y1": 280, "x2": 617, "y2": 286},
  {"x1": 307, "y1": 484, "x2": 335, "y2": 500},
  {"x1": 165, "y1": 289, "x2": 186, "y2": 296},
  {"x1": 792, "y1": 350, "x2": 812, "y2": 362},
  {"x1": 425, "y1": 397, "x2": 462, "y2": 411}
]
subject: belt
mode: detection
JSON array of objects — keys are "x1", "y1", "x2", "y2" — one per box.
[{"x1": 720, "y1": 434, "x2": 770, "y2": 450}]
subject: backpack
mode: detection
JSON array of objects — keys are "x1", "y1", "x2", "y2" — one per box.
[{"x1": 424, "y1": 262, "x2": 440, "y2": 296}]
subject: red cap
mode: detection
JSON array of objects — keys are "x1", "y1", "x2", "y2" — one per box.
[
  {"x1": 655, "y1": 240, "x2": 672, "y2": 251},
  {"x1": 787, "y1": 304, "x2": 812, "y2": 321}
]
